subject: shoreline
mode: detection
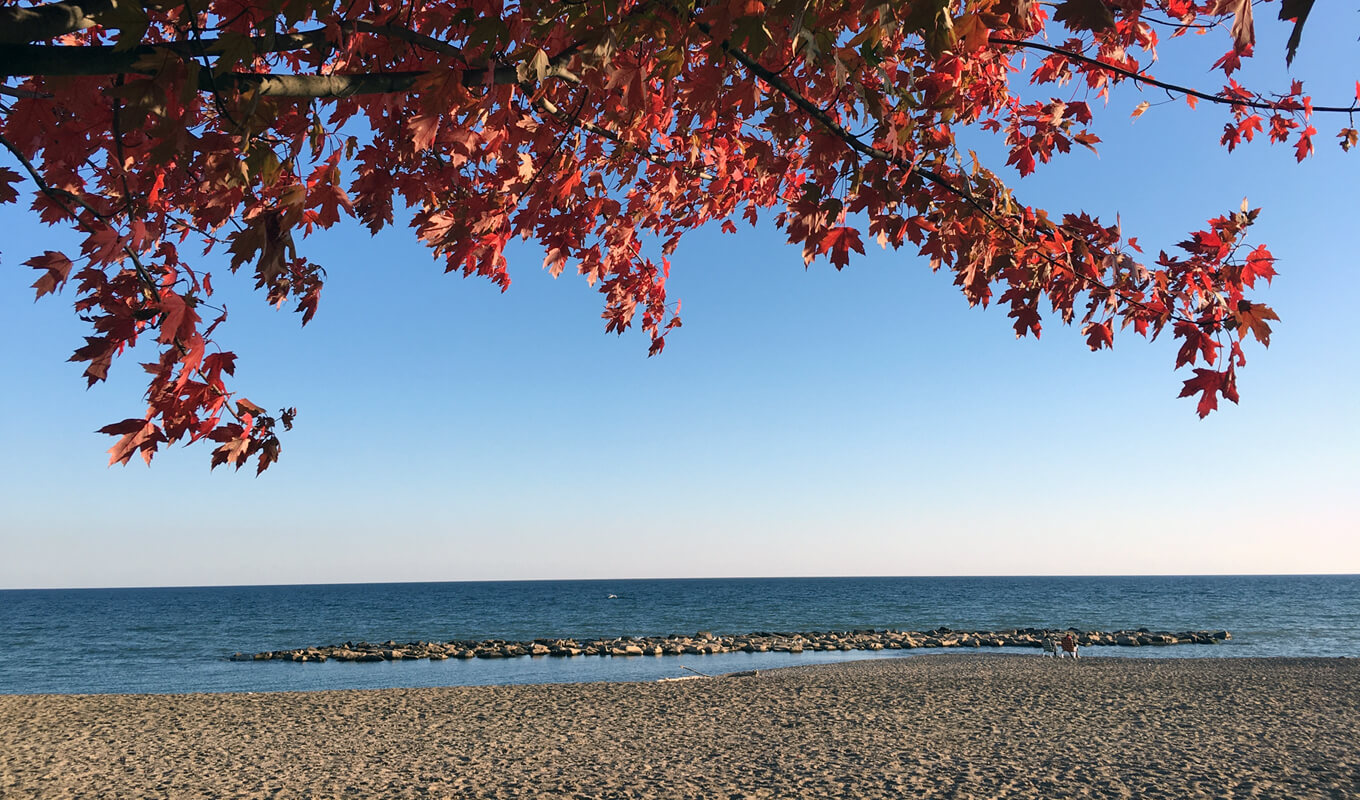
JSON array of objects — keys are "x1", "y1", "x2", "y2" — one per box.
[
  {"x1": 0, "y1": 648, "x2": 1340, "y2": 699},
  {"x1": 2, "y1": 655, "x2": 1355, "y2": 798},
  {"x1": 5, "y1": 650, "x2": 1335, "y2": 699}
]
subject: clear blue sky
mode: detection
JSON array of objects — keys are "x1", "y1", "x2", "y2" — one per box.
[{"x1": 2, "y1": 10, "x2": 1356, "y2": 588}]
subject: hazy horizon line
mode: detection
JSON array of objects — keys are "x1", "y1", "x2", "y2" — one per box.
[{"x1": 3, "y1": 571, "x2": 1357, "y2": 592}]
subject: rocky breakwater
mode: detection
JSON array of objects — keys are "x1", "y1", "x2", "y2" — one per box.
[{"x1": 230, "y1": 627, "x2": 1231, "y2": 663}]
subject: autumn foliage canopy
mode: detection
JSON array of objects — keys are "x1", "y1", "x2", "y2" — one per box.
[{"x1": 0, "y1": 0, "x2": 1348, "y2": 471}]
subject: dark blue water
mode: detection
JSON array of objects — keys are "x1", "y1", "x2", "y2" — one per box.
[{"x1": 1, "y1": 575, "x2": 1355, "y2": 694}]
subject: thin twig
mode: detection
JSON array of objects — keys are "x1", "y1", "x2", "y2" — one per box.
[
  {"x1": 110, "y1": 73, "x2": 136, "y2": 216},
  {"x1": 990, "y1": 37, "x2": 1359, "y2": 114}
]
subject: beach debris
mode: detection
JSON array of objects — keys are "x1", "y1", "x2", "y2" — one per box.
[{"x1": 231, "y1": 628, "x2": 1232, "y2": 663}]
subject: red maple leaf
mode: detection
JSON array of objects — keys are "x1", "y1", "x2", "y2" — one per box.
[
  {"x1": 1294, "y1": 125, "x2": 1317, "y2": 161},
  {"x1": 1173, "y1": 321, "x2": 1217, "y2": 368},
  {"x1": 818, "y1": 227, "x2": 865, "y2": 270},
  {"x1": 1083, "y1": 321, "x2": 1113, "y2": 351},
  {"x1": 408, "y1": 115, "x2": 440, "y2": 153},
  {"x1": 0, "y1": 166, "x2": 21, "y2": 204},
  {"x1": 1178, "y1": 368, "x2": 1240, "y2": 417},
  {"x1": 1241, "y1": 244, "x2": 1276, "y2": 287},
  {"x1": 98, "y1": 418, "x2": 166, "y2": 466},
  {"x1": 1233, "y1": 300, "x2": 1280, "y2": 346},
  {"x1": 155, "y1": 290, "x2": 201, "y2": 346},
  {"x1": 26, "y1": 251, "x2": 74, "y2": 299}
]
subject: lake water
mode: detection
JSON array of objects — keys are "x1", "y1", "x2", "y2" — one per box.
[{"x1": 1, "y1": 575, "x2": 1355, "y2": 694}]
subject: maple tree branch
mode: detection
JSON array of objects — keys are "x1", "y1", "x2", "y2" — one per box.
[
  {"x1": 0, "y1": 0, "x2": 118, "y2": 44},
  {"x1": 0, "y1": 21, "x2": 461, "y2": 64},
  {"x1": 690, "y1": 17, "x2": 960, "y2": 200},
  {"x1": 0, "y1": 85, "x2": 52, "y2": 99},
  {"x1": 0, "y1": 37, "x2": 323, "y2": 77},
  {"x1": 213, "y1": 71, "x2": 433, "y2": 97},
  {"x1": 990, "y1": 37, "x2": 1360, "y2": 113},
  {"x1": 0, "y1": 130, "x2": 161, "y2": 301},
  {"x1": 0, "y1": 47, "x2": 458, "y2": 97},
  {"x1": 0, "y1": 23, "x2": 581, "y2": 85},
  {"x1": 691, "y1": 22, "x2": 1192, "y2": 329}
]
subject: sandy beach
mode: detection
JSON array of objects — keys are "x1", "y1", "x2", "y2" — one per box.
[{"x1": 1, "y1": 655, "x2": 1355, "y2": 799}]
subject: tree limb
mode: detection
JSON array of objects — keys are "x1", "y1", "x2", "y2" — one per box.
[
  {"x1": 0, "y1": 0, "x2": 119, "y2": 44},
  {"x1": 0, "y1": 38, "x2": 437, "y2": 95},
  {"x1": 213, "y1": 71, "x2": 429, "y2": 97},
  {"x1": 1, "y1": 34, "x2": 327, "y2": 77},
  {"x1": 0, "y1": 23, "x2": 581, "y2": 86}
]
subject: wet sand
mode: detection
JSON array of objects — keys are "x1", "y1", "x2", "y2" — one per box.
[{"x1": 1, "y1": 655, "x2": 1356, "y2": 799}]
